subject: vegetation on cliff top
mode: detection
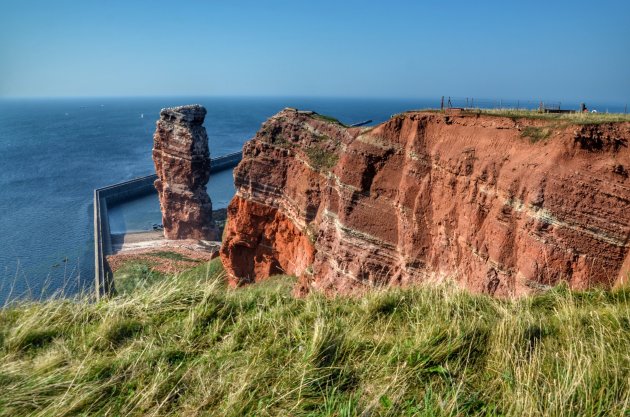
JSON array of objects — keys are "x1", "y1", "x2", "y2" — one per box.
[
  {"x1": 473, "y1": 108, "x2": 630, "y2": 124},
  {"x1": 395, "y1": 109, "x2": 630, "y2": 124},
  {"x1": 312, "y1": 113, "x2": 346, "y2": 126},
  {"x1": 0, "y1": 259, "x2": 628, "y2": 416}
]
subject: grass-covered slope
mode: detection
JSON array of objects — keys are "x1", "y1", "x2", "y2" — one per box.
[{"x1": 0, "y1": 259, "x2": 628, "y2": 416}]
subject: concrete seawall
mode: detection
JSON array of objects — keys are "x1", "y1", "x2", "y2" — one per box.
[{"x1": 94, "y1": 152, "x2": 242, "y2": 299}]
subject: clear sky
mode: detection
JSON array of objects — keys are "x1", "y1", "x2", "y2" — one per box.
[{"x1": 1, "y1": 0, "x2": 629, "y2": 103}]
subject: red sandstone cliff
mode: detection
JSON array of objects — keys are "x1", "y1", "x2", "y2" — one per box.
[
  {"x1": 220, "y1": 109, "x2": 630, "y2": 296},
  {"x1": 153, "y1": 105, "x2": 218, "y2": 240}
]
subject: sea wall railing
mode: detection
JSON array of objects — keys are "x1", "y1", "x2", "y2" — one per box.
[{"x1": 93, "y1": 151, "x2": 242, "y2": 299}]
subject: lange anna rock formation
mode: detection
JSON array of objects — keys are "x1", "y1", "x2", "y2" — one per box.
[
  {"x1": 220, "y1": 108, "x2": 630, "y2": 296},
  {"x1": 153, "y1": 105, "x2": 217, "y2": 240}
]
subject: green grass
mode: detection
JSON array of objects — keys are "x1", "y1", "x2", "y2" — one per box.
[
  {"x1": 520, "y1": 126, "x2": 552, "y2": 143},
  {"x1": 312, "y1": 113, "x2": 345, "y2": 126},
  {"x1": 392, "y1": 108, "x2": 630, "y2": 125},
  {"x1": 148, "y1": 251, "x2": 195, "y2": 262},
  {"x1": 272, "y1": 134, "x2": 292, "y2": 149},
  {"x1": 305, "y1": 146, "x2": 339, "y2": 171},
  {"x1": 114, "y1": 260, "x2": 165, "y2": 295},
  {"x1": 465, "y1": 108, "x2": 630, "y2": 124},
  {"x1": 0, "y1": 259, "x2": 628, "y2": 416}
]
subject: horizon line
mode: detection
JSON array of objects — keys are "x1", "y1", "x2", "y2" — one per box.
[{"x1": 0, "y1": 94, "x2": 628, "y2": 106}]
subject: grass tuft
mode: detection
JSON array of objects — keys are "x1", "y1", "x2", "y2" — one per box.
[
  {"x1": 7, "y1": 328, "x2": 60, "y2": 352},
  {"x1": 521, "y1": 126, "x2": 552, "y2": 143},
  {"x1": 93, "y1": 318, "x2": 144, "y2": 350},
  {"x1": 115, "y1": 261, "x2": 165, "y2": 295},
  {"x1": 305, "y1": 146, "x2": 339, "y2": 171}
]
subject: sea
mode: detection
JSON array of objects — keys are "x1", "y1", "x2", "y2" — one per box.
[{"x1": 0, "y1": 97, "x2": 625, "y2": 304}]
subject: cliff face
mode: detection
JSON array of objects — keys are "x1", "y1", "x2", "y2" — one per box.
[
  {"x1": 220, "y1": 109, "x2": 630, "y2": 295},
  {"x1": 153, "y1": 105, "x2": 217, "y2": 240}
]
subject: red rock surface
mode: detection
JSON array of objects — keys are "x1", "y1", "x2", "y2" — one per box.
[
  {"x1": 220, "y1": 109, "x2": 630, "y2": 296},
  {"x1": 153, "y1": 105, "x2": 218, "y2": 240}
]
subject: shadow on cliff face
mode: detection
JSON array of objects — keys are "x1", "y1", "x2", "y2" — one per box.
[
  {"x1": 221, "y1": 195, "x2": 316, "y2": 287},
  {"x1": 573, "y1": 127, "x2": 628, "y2": 152}
]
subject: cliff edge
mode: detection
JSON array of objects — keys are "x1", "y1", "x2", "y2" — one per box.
[{"x1": 220, "y1": 109, "x2": 630, "y2": 296}]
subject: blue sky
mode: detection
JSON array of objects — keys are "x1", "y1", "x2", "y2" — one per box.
[{"x1": 1, "y1": 0, "x2": 629, "y2": 103}]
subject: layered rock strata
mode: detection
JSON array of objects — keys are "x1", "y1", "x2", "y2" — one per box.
[
  {"x1": 220, "y1": 109, "x2": 630, "y2": 296},
  {"x1": 153, "y1": 105, "x2": 217, "y2": 240}
]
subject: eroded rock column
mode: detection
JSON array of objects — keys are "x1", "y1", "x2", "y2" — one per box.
[{"x1": 152, "y1": 105, "x2": 218, "y2": 240}]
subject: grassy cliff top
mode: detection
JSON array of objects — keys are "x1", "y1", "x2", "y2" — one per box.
[
  {"x1": 0, "y1": 259, "x2": 628, "y2": 416},
  {"x1": 396, "y1": 108, "x2": 630, "y2": 124},
  {"x1": 468, "y1": 108, "x2": 630, "y2": 124}
]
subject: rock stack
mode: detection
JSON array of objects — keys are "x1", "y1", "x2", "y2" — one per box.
[{"x1": 152, "y1": 105, "x2": 217, "y2": 240}]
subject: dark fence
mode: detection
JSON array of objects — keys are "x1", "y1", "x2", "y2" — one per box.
[{"x1": 440, "y1": 96, "x2": 564, "y2": 112}]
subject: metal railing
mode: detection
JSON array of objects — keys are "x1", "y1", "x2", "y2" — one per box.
[{"x1": 440, "y1": 96, "x2": 564, "y2": 112}]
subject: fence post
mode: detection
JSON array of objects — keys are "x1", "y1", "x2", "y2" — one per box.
[{"x1": 441, "y1": 96, "x2": 444, "y2": 111}]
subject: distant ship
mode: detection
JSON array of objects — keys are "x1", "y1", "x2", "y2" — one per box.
[{"x1": 140, "y1": 113, "x2": 144, "y2": 118}]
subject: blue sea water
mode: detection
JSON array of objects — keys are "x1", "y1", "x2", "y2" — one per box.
[{"x1": 0, "y1": 97, "x2": 626, "y2": 303}]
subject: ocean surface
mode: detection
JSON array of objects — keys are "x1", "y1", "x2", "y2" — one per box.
[{"x1": 0, "y1": 97, "x2": 625, "y2": 303}]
